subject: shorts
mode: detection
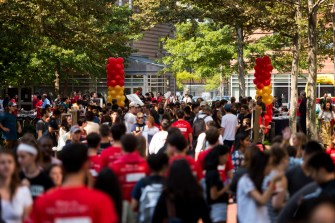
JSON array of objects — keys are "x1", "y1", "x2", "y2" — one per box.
[{"x1": 210, "y1": 202, "x2": 227, "y2": 222}]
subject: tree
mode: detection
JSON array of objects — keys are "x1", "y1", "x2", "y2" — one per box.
[
  {"x1": 0, "y1": 0, "x2": 141, "y2": 92},
  {"x1": 160, "y1": 22, "x2": 235, "y2": 90}
]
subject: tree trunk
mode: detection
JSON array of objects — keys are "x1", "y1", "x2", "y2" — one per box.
[
  {"x1": 54, "y1": 70, "x2": 60, "y2": 95},
  {"x1": 236, "y1": 25, "x2": 246, "y2": 97},
  {"x1": 306, "y1": 0, "x2": 319, "y2": 140},
  {"x1": 289, "y1": 0, "x2": 301, "y2": 135}
]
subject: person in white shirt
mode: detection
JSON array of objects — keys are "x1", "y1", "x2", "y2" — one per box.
[
  {"x1": 142, "y1": 116, "x2": 159, "y2": 155},
  {"x1": 83, "y1": 111, "x2": 100, "y2": 135},
  {"x1": 237, "y1": 148, "x2": 283, "y2": 223},
  {"x1": 124, "y1": 102, "x2": 138, "y2": 133},
  {"x1": 194, "y1": 104, "x2": 214, "y2": 124},
  {"x1": 221, "y1": 104, "x2": 238, "y2": 149},
  {"x1": 0, "y1": 150, "x2": 33, "y2": 223},
  {"x1": 183, "y1": 94, "x2": 192, "y2": 103},
  {"x1": 148, "y1": 119, "x2": 170, "y2": 155}
]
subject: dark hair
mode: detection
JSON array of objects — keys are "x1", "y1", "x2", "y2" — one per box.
[
  {"x1": 176, "y1": 110, "x2": 184, "y2": 119},
  {"x1": 307, "y1": 152, "x2": 335, "y2": 173},
  {"x1": 87, "y1": 133, "x2": 101, "y2": 148},
  {"x1": 166, "y1": 132, "x2": 188, "y2": 152},
  {"x1": 184, "y1": 106, "x2": 191, "y2": 115},
  {"x1": 85, "y1": 111, "x2": 94, "y2": 121},
  {"x1": 205, "y1": 127, "x2": 220, "y2": 145},
  {"x1": 286, "y1": 145, "x2": 297, "y2": 157},
  {"x1": 161, "y1": 119, "x2": 170, "y2": 131},
  {"x1": 204, "y1": 145, "x2": 230, "y2": 171},
  {"x1": 248, "y1": 150, "x2": 270, "y2": 192},
  {"x1": 77, "y1": 117, "x2": 87, "y2": 127},
  {"x1": 59, "y1": 143, "x2": 88, "y2": 174},
  {"x1": 99, "y1": 125, "x2": 110, "y2": 137},
  {"x1": 270, "y1": 144, "x2": 288, "y2": 166},
  {"x1": 234, "y1": 132, "x2": 250, "y2": 151},
  {"x1": 111, "y1": 123, "x2": 126, "y2": 141},
  {"x1": 0, "y1": 150, "x2": 20, "y2": 200},
  {"x1": 323, "y1": 102, "x2": 332, "y2": 111},
  {"x1": 147, "y1": 153, "x2": 169, "y2": 172},
  {"x1": 303, "y1": 140, "x2": 324, "y2": 155},
  {"x1": 241, "y1": 104, "x2": 249, "y2": 110},
  {"x1": 94, "y1": 168, "x2": 123, "y2": 223},
  {"x1": 121, "y1": 134, "x2": 137, "y2": 153},
  {"x1": 271, "y1": 135, "x2": 283, "y2": 144},
  {"x1": 166, "y1": 159, "x2": 202, "y2": 200}
]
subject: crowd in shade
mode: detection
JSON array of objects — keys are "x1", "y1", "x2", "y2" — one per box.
[{"x1": 0, "y1": 88, "x2": 334, "y2": 223}]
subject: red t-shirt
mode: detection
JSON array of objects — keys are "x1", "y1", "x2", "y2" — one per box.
[
  {"x1": 197, "y1": 149, "x2": 234, "y2": 182},
  {"x1": 100, "y1": 146, "x2": 123, "y2": 168},
  {"x1": 89, "y1": 155, "x2": 101, "y2": 177},
  {"x1": 170, "y1": 155, "x2": 203, "y2": 181},
  {"x1": 36, "y1": 100, "x2": 43, "y2": 118},
  {"x1": 27, "y1": 186, "x2": 118, "y2": 223},
  {"x1": 171, "y1": 119, "x2": 192, "y2": 142},
  {"x1": 32, "y1": 96, "x2": 38, "y2": 109},
  {"x1": 109, "y1": 152, "x2": 150, "y2": 201},
  {"x1": 326, "y1": 147, "x2": 335, "y2": 164}
]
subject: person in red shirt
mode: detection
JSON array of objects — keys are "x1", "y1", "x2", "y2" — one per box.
[
  {"x1": 197, "y1": 127, "x2": 234, "y2": 182},
  {"x1": 167, "y1": 131, "x2": 203, "y2": 181},
  {"x1": 100, "y1": 123, "x2": 126, "y2": 168},
  {"x1": 27, "y1": 143, "x2": 118, "y2": 223},
  {"x1": 171, "y1": 110, "x2": 193, "y2": 148},
  {"x1": 35, "y1": 95, "x2": 43, "y2": 119},
  {"x1": 87, "y1": 132, "x2": 102, "y2": 178},
  {"x1": 109, "y1": 134, "x2": 150, "y2": 202}
]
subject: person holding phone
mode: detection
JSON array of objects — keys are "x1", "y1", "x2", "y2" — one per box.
[{"x1": 131, "y1": 112, "x2": 146, "y2": 136}]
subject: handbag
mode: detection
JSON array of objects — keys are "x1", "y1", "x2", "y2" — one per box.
[
  {"x1": 0, "y1": 194, "x2": 6, "y2": 223},
  {"x1": 166, "y1": 197, "x2": 183, "y2": 223}
]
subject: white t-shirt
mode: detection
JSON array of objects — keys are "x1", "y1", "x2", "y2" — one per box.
[
  {"x1": 221, "y1": 113, "x2": 238, "y2": 141},
  {"x1": 148, "y1": 131, "x2": 168, "y2": 154},
  {"x1": 195, "y1": 133, "x2": 224, "y2": 153},
  {"x1": 1, "y1": 186, "x2": 33, "y2": 223},
  {"x1": 84, "y1": 121, "x2": 100, "y2": 135},
  {"x1": 124, "y1": 113, "x2": 136, "y2": 133},
  {"x1": 142, "y1": 126, "x2": 160, "y2": 153},
  {"x1": 237, "y1": 175, "x2": 270, "y2": 223}
]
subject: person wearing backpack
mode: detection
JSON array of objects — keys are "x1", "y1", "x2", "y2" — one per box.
[{"x1": 131, "y1": 153, "x2": 169, "y2": 223}]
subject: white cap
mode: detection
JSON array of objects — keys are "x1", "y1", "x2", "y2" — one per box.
[{"x1": 129, "y1": 102, "x2": 139, "y2": 107}]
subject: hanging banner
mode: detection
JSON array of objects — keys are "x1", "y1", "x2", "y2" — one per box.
[{"x1": 316, "y1": 74, "x2": 335, "y2": 85}]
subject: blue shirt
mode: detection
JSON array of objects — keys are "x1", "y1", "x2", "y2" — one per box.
[
  {"x1": 42, "y1": 98, "x2": 50, "y2": 108},
  {"x1": 0, "y1": 112, "x2": 17, "y2": 140}
]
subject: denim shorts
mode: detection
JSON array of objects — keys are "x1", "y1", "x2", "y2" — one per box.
[{"x1": 210, "y1": 202, "x2": 227, "y2": 222}]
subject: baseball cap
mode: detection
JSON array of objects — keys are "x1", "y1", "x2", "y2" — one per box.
[
  {"x1": 129, "y1": 102, "x2": 139, "y2": 108},
  {"x1": 200, "y1": 101, "x2": 207, "y2": 107},
  {"x1": 224, "y1": 104, "x2": 231, "y2": 112},
  {"x1": 70, "y1": 125, "x2": 81, "y2": 133},
  {"x1": 8, "y1": 101, "x2": 17, "y2": 107}
]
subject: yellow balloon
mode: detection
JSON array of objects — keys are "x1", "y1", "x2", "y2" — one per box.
[
  {"x1": 120, "y1": 96, "x2": 126, "y2": 101},
  {"x1": 109, "y1": 90, "x2": 116, "y2": 96},
  {"x1": 107, "y1": 95, "x2": 112, "y2": 103},
  {"x1": 265, "y1": 98, "x2": 273, "y2": 105},
  {"x1": 118, "y1": 101, "x2": 125, "y2": 107},
  {"x1": 108, "y1": 86, "x2": 113, "y2": 91}
]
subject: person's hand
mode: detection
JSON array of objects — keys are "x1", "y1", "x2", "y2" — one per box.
[
  {"x1": 2, "y1": 127, "x2": 10, "y2": 132},
  {"x1": 282, "y1": 127, "x2": 291, "y2": 140}
]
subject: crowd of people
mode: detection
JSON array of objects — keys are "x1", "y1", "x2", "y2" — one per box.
[{"x1": 0, "y1": 88, "x2": 334, "y2": 223}]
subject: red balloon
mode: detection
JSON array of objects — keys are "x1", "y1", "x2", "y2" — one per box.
[
  {"x1": 116, "y1": 57, "x2": 124, "y2": 63},
  {"x1": 267, "y1": 64, "x2": 273, "y2": 71},
  {"x1": 263, "y1": 55, "x2": 271, "y2": 64},
  {"x1": 256, "y1": 58, "x2": 263, "y2": 65},
  {"x1": 115, "y1": 64, "x2": 122, "y2": 70},
  {"x1": 254, "y1": 65, "x2": 261, "y2": 72},
  {"x1": 115, "y1": 75, "x2": 121, "y2": 80},
  {"x1": 118, "y1": 79, "x2": 124, "y2": 86},
  {"x1": 253, "y1": 79, "x2": 258, "y2": 85},
  {"x1": 108, "y1": 57, "x2": 117, "y2": 64},
  {"x1": 264, "y1": 79, "x2": 271, "y2": 86},
  {"x1": 111, "y1": 80, "x2": 117, "y2": 86},
  {"x1": 257, "y1": 83, "x2": 264, "y2": 89},
  {"x1": 117, "y1": 69, "x2": 125, "y2": 76}
]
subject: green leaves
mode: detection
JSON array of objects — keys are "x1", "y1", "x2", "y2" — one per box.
[
  {"x1": 161, "y1": 22, "x2": 235, "y2": 89},
  {"x1": 0, "y1": 0, "x2": 141, "y2": 87}
]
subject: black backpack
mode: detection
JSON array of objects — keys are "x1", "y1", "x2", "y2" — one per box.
[{"x1": 192, "y1": 114, "x2": 207, "y2": 139}]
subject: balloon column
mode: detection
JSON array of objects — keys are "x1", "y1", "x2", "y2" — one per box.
[
  {"x1": 106, "y1": 57, "x2": 125, "y2": 107},
  {"x1": 253, "y1": 55, "x2": 274, "y2": 134}
]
